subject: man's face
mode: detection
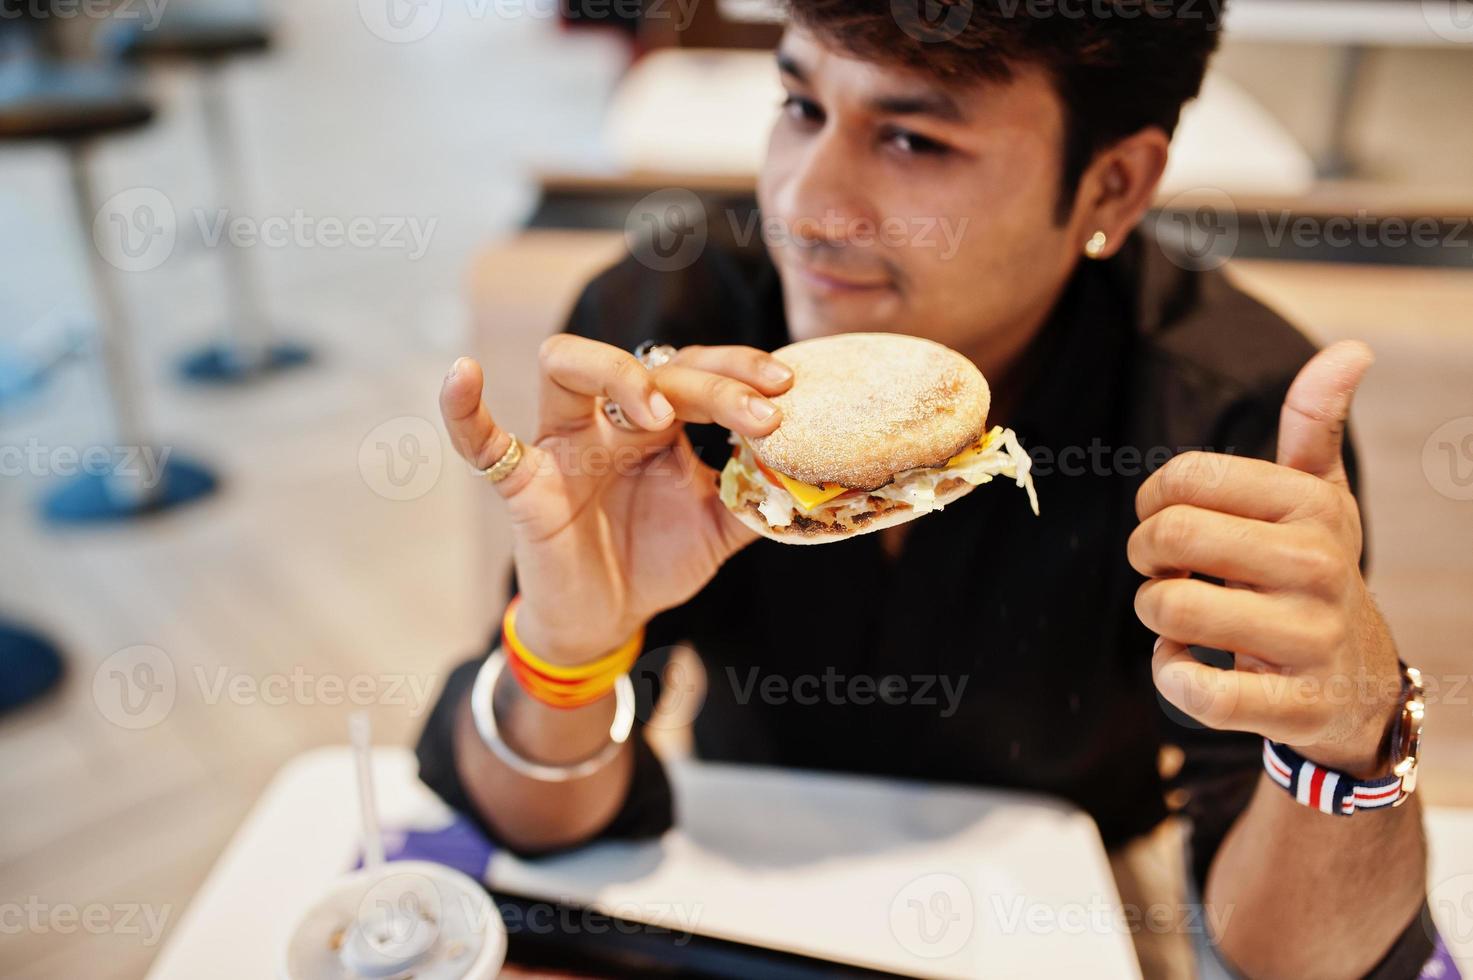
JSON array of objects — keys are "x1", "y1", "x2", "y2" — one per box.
[{"x1": 758, "y1": 27, "x2": 1084, "y2": 358}]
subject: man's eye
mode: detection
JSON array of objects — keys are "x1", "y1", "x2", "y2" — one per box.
[
  {"x1": 781, "y1": 94, "x2": 823, "y2": 125},
  {"x1": 884, "y1": 127, "x2": 950, "y2": 157}
]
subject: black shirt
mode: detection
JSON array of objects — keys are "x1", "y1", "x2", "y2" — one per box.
[{"x1": 417, "y1": 228, "x2": 1434, "y2": 978}]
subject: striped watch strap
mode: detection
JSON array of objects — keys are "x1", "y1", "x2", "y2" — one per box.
[{"x1": 1262, "y1": 739, "x2": 1405, "y2": 816}]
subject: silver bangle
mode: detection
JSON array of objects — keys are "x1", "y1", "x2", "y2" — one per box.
[{"x1": 469, "y1": 649, "x2": 635, "y2": 783}]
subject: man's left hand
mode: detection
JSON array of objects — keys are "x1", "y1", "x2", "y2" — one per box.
[{"x1": 1129, "y1": 341, "x2": 1402, "y2": 779}]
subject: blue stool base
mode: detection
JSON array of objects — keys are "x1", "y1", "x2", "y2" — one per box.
[
  {"x1": 42, "y1": 455, "x2": 218, "y2": 525},
  {"x1": 0, "y1": 623, "x2": 65, "y2": 714},
  {"x1": 0, "y1": 356, "x2": 45, "y2": 410},
  {"x1": 179, "y1": 341, "x2": 313, "y2": 384}
]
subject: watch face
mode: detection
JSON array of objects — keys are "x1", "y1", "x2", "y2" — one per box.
[{"x1": 1391, "y1": 666, "x2": 1425, "y2": 793}]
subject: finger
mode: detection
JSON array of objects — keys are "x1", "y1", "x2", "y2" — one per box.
[
  {"x1": 1136, "y1": 451, "x2": 1336, "y2": 525},
  {"x1": 439, "y1": 356, "x2": 539, "y2": 498},
  {"x1": 672, "y1": 345, "x2": 794, "y2": 396},
  {"x1": 1134, "y1": 577, "x2": 1339, "y2": 667},
  {"x1": 651, "y1": 364, "x2": 782, "y2": 438},
  {"x1": 1277, "y1": 340, "x2": 1374, "y2": 489},
  {"x1": 1128, "y1": 506, "x2": 1344, "y2": 595},
  {"x1": 1152, "y1": 638, "x2": 1271, "y2": 734},
  {"x1": 538, "y1": 334, "x2": 676, "y2": 435}
]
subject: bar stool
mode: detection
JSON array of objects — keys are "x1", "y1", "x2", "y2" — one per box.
[
  {"x1": 0, "y1": 619, "x2": 64, "y2": 715},
  {"x1": 106, "y1": 5, "x2": 312, "y2": 384},
  {"x1": 0, "y1": 58, "x2": 218, "y2": 521}
]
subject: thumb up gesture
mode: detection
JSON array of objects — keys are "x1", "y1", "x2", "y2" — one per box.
[{"x1": 1128, "y1": 341, "x2": 1403, "y2": 777}]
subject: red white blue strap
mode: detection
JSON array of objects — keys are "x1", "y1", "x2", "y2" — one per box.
[{"x1": 1262, "y1": 739, "x2": 1404, "y2": 816}]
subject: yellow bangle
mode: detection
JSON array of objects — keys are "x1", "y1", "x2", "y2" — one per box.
[{"x1": 501, "y1": 597, "x2": 644, "y2": 709}]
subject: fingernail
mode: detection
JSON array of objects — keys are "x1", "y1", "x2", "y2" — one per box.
[
  {"x1": 761, "y1": 361, "x2": 793, "y2": 384},
  {"x1": 747, "y1": 396, "x2": 777, "y2": 421},
  {"x1": 1153, "y1": 636, "x2": 1165, "y2": 654},
  {"x1": 447, "y1": 356, "x2": 469, "y2": 381},
  {"x1": 649, "y1": 391, "x2": 674, "y2": 420}
]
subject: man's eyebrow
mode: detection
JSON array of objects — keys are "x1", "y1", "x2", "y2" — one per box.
[
  {"x1": 868, "y1": 91, "x2": 966, "y2": 123},
  {"x1": 776, "y1": 50, "x2": 805, "y2": 83},
  {"x1": 774, "y1": 50, "x2": 966, "y2": 123}
]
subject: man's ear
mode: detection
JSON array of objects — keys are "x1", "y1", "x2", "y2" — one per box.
[{"x1": 1070, "y1": 126, "x2": 1170, "y2": 260}]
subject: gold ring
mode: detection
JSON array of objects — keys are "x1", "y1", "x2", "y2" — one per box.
[{"x1": 475, "y1": 433, "x2": 523, "y2": 483}]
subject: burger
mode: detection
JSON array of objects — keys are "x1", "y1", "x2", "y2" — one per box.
[{"x1": 719, "y1": 333, "x2": 1039, "y2": 544}]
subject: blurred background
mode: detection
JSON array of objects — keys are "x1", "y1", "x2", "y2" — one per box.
[{"x1": 1, "y1": 0, "x2": 1471, "y2": 976}]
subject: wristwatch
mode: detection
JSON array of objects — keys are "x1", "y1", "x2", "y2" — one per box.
[{"x1": 1262, "y1": 662, "x2": 1425, "y2": 816}]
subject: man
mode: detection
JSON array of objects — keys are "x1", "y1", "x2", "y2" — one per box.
[{"x1": 419, "y1": 3, "x2": 1436, "y2": 976}]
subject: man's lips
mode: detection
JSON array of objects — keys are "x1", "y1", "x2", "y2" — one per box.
[{"x1": 787, "y1": 260, "x2": 894, "y2": 294}]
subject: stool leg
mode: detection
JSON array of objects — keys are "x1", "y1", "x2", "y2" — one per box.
[
  {"x1": 1316, "y1": 44, "x2": 1366, "y2": 180},
  {"x1": 199, "y1": 61, "x2": 270, "y2": 370},
  {"x1": 69, "y1": 140, "x2": 150, "y2": 505},
  {"x1": 175, "y1": 61, "x2": 311, "y2": 383},
  {"x1": 42, "y1": 142, "x2": 219, "y2": 524}
]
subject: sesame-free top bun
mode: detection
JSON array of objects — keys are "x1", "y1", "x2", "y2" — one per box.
[{"x1": 748, "y1": 333, "x2": 990, "y2": 492}]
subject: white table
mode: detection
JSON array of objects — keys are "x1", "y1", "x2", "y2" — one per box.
[{"x1": 145, "y1": 747, "x2": 1143, "y2": 979}]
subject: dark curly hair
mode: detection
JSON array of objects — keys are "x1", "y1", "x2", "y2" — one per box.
[{"x1": 783, "y1": 0, "x2": 1226, "y2": 219}]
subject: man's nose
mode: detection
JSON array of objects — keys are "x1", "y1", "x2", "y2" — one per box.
[{"x1": 773, "y1": 130, "x2": 873, "y2": 249}]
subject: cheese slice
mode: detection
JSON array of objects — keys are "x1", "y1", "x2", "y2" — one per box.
[
  {"x1": 753, "y1": 429, "x2": 997, "y2": 514},
  {"x1": 775, "y1": 472, "x2": 848, "y2": 512},
  {"x1": 944, "y1": 429, "x2": 997, "y2": 471}
]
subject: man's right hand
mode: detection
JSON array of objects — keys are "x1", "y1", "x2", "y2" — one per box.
[{"x1": 440, "y1": 335, "x2": 793, "y2": 665}]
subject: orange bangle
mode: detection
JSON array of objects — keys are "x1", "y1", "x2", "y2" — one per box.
[{"x1": 501, "y1": 597, "x2": 643, "y2": 709}]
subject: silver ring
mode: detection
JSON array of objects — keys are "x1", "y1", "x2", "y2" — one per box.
[
  {"x1": 470, "y1": 649, "x2": 634, "y2": 783},
  {"x1": 603, "y1": 341, "x2": 679, "y2": 432},
  {"x1": 634, "y1": 341, "x2": 678, "y2": 370}
]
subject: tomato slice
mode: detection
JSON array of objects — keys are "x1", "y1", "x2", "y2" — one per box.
[{"x1": 750, "y1": 453, "x2": 787, "y2": 490}]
